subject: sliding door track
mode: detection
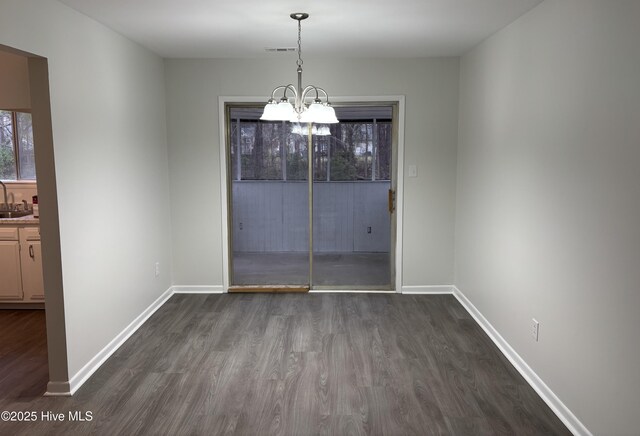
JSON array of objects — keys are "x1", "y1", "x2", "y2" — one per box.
[{"x1": 228, "y1": 285, "x2": 310, "y2": 293}]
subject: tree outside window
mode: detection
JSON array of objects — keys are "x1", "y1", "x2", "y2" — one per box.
[
  {"x1": 0, "y1": 110, "x2": 36, "y2": 181},
  {"x1": 230, "y1": 118, "x2": 391, "y2": 182}
]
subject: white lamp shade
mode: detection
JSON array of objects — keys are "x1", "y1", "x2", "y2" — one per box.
[
  {"x1": 277, "y1": 101, "x2": 297, "y2": 120},
  {"x1": 260, "y1": 102, "x2": 279, "y2": 120},
  {"x1": 300, "y1": 102, "x2": 338, "y2": 124},
  {"x1": 317, "y1": 104, "x2": 339, "y2": 124},
  {"x1": 298, "y1": 102, "x2": 324, "y2": 123},
  {"x1": 261, "y1": 100, "x2": 296, "y2": 121}
]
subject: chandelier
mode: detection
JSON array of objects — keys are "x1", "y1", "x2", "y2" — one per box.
[{"x1": 260, "y1": 13, "x2": 339, "y2": 124}]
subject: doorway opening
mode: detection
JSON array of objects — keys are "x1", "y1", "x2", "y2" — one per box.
[
  {"x1": 1, "y1": 44, "x2": 66, "y2": 397},
  {"x1": 0, "y1": 46, "x2": 48, "y2": 397},
  {"x1": 224, "y1": 103, "x2": 399, "y2": 291}
]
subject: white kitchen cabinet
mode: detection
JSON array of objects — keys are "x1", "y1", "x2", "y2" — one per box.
[
  {"x1": 19, "y1": 227, "x2": 44, "y2": 301},
  {"x1": 0, "y1": 224, "x2": 43, "y2": 303},
  {"x1": 0, "y1": 227, "x2": 23, "y2": 300}
]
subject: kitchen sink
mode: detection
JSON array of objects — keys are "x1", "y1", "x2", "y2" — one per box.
[{"x1": 0, "y1": 210, "x2": 33, "y2": 219}]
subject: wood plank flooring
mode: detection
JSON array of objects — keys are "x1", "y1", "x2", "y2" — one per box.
[
  {"x1": 0, "y1": 294, "x2": 570, "y2": 435},
  {"x1": 0, "y1": 310, "x2": 48, "y2": 400}
]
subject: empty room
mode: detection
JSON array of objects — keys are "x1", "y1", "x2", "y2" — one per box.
[{"x1": 0, "y1": 0, "x2": 638, "y2": 435}]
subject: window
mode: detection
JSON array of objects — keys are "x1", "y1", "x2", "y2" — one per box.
[
  {"x1": 230, "y1": 117, "x2": 309, "y2": 181},
  {"x1": 229, "y1": 118, "x2": 391, "y2": 182},
  {"x1": 317, "y1": 121, "x2": 392, "y2": 181},
  {"x1": 239, "y1": 121, "x2": 284, "y2": 180},
  {"x1": 0, "y1": 110, "x2": 36, "y2": 180}
]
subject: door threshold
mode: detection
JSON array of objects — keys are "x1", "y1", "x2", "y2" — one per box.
[{"x1": 228, "y1": 285, "x2": 309, "y2": 293}]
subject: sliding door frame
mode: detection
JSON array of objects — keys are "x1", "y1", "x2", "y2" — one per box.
[
  {"x1": 310, "y1": 101, "x2": 399, "y2": 291},
  {"x1": 218, "y1": 96, "x2": 406, "y2": 293}
]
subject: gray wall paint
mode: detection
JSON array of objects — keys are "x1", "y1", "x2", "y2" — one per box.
[
  {"x1": 165, "y1": 57, "x2": 459, "y2": 286},
  {"x1": 232, "y1": 181, "x2": 390, "y2": 253},
  {"x1": 456, "y1": 0, "x2": 640, "y2": 434},
  {"x1": 0, "y1": 0, "x2": 173, "y2": 380}
]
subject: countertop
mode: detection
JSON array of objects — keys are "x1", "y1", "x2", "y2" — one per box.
[{"x1": 0, "y1": 214, "x2": 40, "y2": 225}]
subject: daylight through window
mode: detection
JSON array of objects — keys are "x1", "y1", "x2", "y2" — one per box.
[
  {"x1": 0, "y1": 110, "x2": 36, "y2": 181},
  {"x1": 229, "y1": 119, "x2": 392, "y2": 182}
]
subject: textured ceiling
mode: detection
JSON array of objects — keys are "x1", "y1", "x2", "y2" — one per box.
[{"x1": 58, "y1": 0, "x2": 543, "y2": 58}]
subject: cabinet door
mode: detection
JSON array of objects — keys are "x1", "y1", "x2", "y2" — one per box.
[
  {"x1": 0, "y1": 241, "x2": 23, "y2": 300},
  {"x1": 21, "y1": 240, "x2": 44, "y2": 301}
]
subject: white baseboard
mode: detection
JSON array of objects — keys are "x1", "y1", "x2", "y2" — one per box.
[
  {"x1": 401, "y1": 285, "x2": 453, "y2": 294},
  {"x1": 452, "y1": 286, "x2": 591, "y2": 436},
  {"x1": 44, "y1": 381, "x2": 72, "y2": 396},
  {"x1": 172, "y1": 285, "x2": 224, "y2": 294},
  {"x1": 65, "y1": 287, "x2": 174, "y2": 395}
]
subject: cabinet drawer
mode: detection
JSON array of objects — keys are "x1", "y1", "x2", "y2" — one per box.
[
  {"x1": 19, "y1": 227, "x2": 41, "y2": 241},
  {"x1": 0, "y1": 227, "x2": 19, "y2": 241}
]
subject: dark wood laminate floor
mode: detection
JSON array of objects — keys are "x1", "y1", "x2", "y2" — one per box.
[
  {"x1": 0, "y1": 310, "x2": 49, "y2": 400},
  {"x1": 0, "y1": 294, "x2": 570, "y2": 435}
]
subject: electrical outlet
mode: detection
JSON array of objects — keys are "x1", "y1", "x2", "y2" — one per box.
[
  {"x1": 532, "y1": 318, "x2": 540, "y2": 341},
  {"x1": 155, "y1": 262, "x2": 160, "y2": 277},
  {"x1": 408, "y1": 165, "x2": 418, "y2": 178}
]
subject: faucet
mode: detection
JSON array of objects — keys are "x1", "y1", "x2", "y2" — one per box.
[{"x1": 0, "y1": 181, "x2": 7, "y2": 211}]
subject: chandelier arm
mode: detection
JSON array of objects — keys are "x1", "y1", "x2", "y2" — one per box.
[
  {"x1": 285, "y1": 84, "x2": 298, "y2": 99},
  {"x1": 313, "y1": 87, "x2": 331, "y2": 102},
  {"x1": 300, "y1": 85, "x2": 318, "y2": 103},
  {"x1": 301, "y1": 85, "x2": 331, "y2": 103},
  {"x1": 269, "y1": 84, "x2": 298, "y2": 101}
]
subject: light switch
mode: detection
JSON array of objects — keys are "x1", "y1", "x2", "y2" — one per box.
[{"x1": 408, "y1": 165, "x2": 418, "y2": 178}]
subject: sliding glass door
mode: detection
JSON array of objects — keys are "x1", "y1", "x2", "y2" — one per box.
[
  {"x1": 226, "y1": 104, "x2": 396, "y2": 291},
  {"x1": 312, "y1": 107, "x2": 394, "y2": 288},
  {"x1": 228, "y1": 107, "x2": 310, "y2": 288}
]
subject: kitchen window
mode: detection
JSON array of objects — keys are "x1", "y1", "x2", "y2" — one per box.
[{"x1": 0, "y1": 110, "x2": 36, "y2": 181}]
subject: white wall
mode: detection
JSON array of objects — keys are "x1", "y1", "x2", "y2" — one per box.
[
  {"x1": 0, "y1": 49, "x2": 30, "y2": 110},
  {"x1": 165, "y1": 57, "x2": 459, "y2": 288},
  {"x1": 456, "y1": 0, "x2": 640, "y2": 434},
  {"x1": 0, "y1": 0, "x2": 173, "y2": 386}
]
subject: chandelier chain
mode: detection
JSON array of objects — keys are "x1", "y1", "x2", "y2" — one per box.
[{"x1": 296, "y1": 19, "x2": 303, "y2": 68}]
